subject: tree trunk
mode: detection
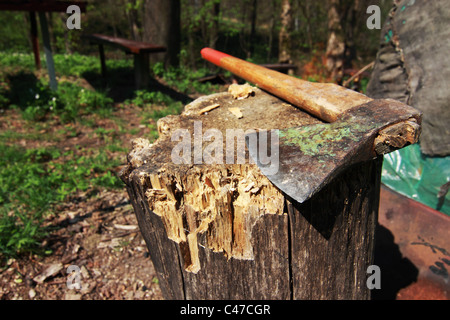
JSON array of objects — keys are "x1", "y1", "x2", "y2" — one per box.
[
  {"x1": 266, "y1": 0, "x2": 277, "y2": 62},
  {"x1": 325, "y1": 0, "x2": 345, "y2": 81},
  {"x1": 123, "y1": 0, "x2": 142, "y2": 41},
  {"x1": 199, "y1": 0, "x2": 208, "y2": 46},
  {"x1": 57, "y1": 13, "x2": 73, "y2": 54},
  {"x1": 248, "y1": 0, "x2": 257, "y2": 58},
  {"x1": 143, "y1": 0, "x2": 180, "y2": 67},
  {"x1": 238, "y1": 1, "x2": 249, "y2": 58},
  {"x1": 208, "y1": 0, "x2": 220, "y2": 49},
  {"x1": 279, "y1": 0, "x2": 293, "y2": 69},
  {"x1": 298, "y1": 0, "x2": 314, "y2": 51}
]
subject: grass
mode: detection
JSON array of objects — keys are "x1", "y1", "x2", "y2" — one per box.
[
  {"x1": 152, "y1": 62, "x2": 220, "y2": 95},
  {"x1": 0, "y1": 142, "x2": 124, "y2": 257},
  {"x1": 0, "y1": 51, "x2": 214, "y2": 259}
]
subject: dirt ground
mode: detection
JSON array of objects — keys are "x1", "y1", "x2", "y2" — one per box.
[
  {"x1": 0, "y1": 104, "x2": 166, "y2": 300},
  {"x1": 0, "y1": 189, "x2": 164, "y2": 300}
]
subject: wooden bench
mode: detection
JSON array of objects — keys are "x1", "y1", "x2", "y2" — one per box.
[{"x1": 84, "y1": 34, "x2": 166, "y2": 89}]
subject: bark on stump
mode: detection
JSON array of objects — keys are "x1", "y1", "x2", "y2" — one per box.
[{"x1": 120, "y1": 88, "x2": 382, "y2": 300}]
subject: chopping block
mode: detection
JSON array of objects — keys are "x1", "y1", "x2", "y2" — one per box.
[{"x1": 119, "y1": 85, "x2": 400, "y2": 300}]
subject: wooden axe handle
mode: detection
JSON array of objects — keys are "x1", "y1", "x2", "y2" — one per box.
[{"x1": 201, "y1": 48, "x2": 372, "y2": 123}]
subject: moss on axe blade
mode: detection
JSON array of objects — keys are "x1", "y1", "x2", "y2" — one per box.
[
  {"x1": 201, "y1": 48, "x2": 422, "y2": 203},
  {"x1": 279, "y1": 123, "x2": 358, "y2": 158}
]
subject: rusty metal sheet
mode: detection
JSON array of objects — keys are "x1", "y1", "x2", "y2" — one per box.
[{"x1": 377, "y1": 185, "x2": 450, "y2": 300}]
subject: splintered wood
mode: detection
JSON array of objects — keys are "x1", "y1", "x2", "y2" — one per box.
[
  {"x1": 141, "y1": 165, "x2": 283, "y2": 273},
  {"x1": 120, "y1": 88, "x2": 320, "y2": 274}
]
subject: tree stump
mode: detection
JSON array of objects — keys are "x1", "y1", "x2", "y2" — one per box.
[{"x1": 120, "y1": 87, "x2": 382, "y2": 300}]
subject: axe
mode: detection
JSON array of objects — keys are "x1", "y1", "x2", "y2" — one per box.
[{"x1": 201, "y1": 48, "x2": 422, "y2": 203}]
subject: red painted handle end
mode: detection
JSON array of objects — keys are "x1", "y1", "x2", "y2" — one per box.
[{"x1": 201, "y1": 48, "x2": 231, "y2": 66}]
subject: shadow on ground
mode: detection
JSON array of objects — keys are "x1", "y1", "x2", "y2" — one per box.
[
  {"x1": 372, "y1": 224, "x2": 419, "y2": 300},
  {"x1": 82, "y1": 67, "x2": 193, "y2": 105},
  {"x1": 5, "y1": 71, "x2": 53, "y2": 110}
]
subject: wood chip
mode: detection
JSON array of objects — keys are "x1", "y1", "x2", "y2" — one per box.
[
  {"x1": 64, "y1": 292, "x2": 82, "y2": 300},
  {"x1": 198, "y1": 103, "x2": 220, "y2": 115},
  {"x1": 244, "y1": 182, "x2": 255, "y2": 192},
  {"x1": 228, "y1": 107, "x2": 243, "y2": 119},
  {"x1": 80, "y1": 265, "x2": 91, "y2": 279},
  {"x1": 28, "y1": 289, "x2": 36, "y2": 299},
  {"x1": 33, "y1": 263, "x2": 63, "y2": 284},
  {"x1": 97, "y1": 238, "x2": 122, "y2": 249},
  {"x1": 250, "y1": 187, "x2": 260, "y2": 194},
  {"x1": 228, "y1": 83, "x2": 255, "y2": 100},
  {"x1": 114, "y1": 224, "x2": 138, "y2": 231}
]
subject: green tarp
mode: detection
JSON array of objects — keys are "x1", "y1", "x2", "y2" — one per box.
[{"x1": 382, "y1": 144, "x2": 450, "y2": 215}]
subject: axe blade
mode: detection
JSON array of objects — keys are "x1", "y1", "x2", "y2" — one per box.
[{"x1": 245, "y1": 100, "x2": 421, "y2": 203}]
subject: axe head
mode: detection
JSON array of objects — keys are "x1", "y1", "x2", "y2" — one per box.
[{"x1": 245, "y1": 99, "x2": 422, "y2": 203}]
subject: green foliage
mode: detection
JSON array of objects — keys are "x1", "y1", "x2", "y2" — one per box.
[
  {"x1": 127, "y1": 88, "x2": 184, "y2": 141},
  {"x1": 10, "y1": 81, "x2": 114, "y2": 123},
  {"x1": 56, "y1": 82, "x2": 114, "y2": 122},
  {"x1": 0, "y1": 53, "x2": 36, "y2": 71},
  {"x1": 53, "y1": 53, "x2": 101, "y2": 77},
  {"x1": 126, "y1": 89, "x2": 175, "y2": 108},
  {"x1": 359, "y1": 77, "x2": 369, "y2": 94},
  {"x1": 13, "y1": 78, "x2": 56, "y2": 121},
  {"x1": 153, "y1": 63, "x2": 219, "y2": 95},
  {"x1": 0, "y1": 144, "x2": 123, "y2": 257},
  {"x1": 125, "y1": 0, "x2": 143, "y2": 12},
  {"x1": 0, "y1": 53, "x2": 114, "y2": 122},
  {"x1": 52, "y1": 53, "x2": 132, "y2": 77},
  {"x1": 0, "y1": 13, "x2": 30, "y2": 52},
  {"x1": 0, "y1": 209, "x2": 47, "y2": 258},
  {"x1": 148, "y1": 101, "x2": 184, "y2": 121}
]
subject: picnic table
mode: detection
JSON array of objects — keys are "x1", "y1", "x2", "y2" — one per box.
[
  {"x1": 84, "y1": 34, "x2": 166, "y2": 90},
  {"x1": 0, "y1": 1, "x2": 87, "y2": 90}
]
